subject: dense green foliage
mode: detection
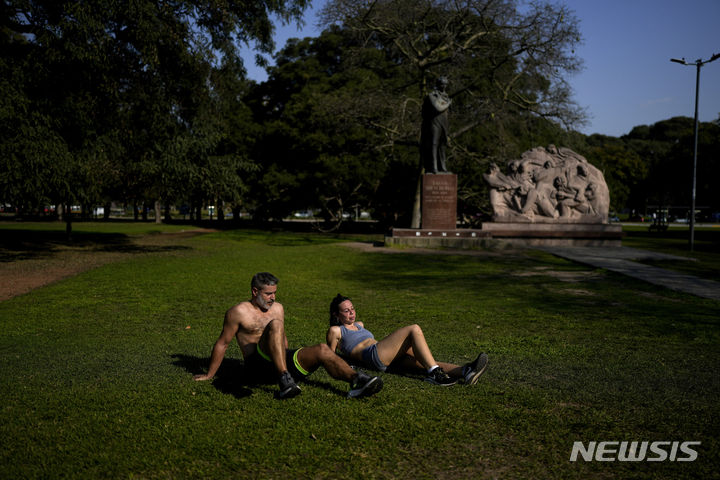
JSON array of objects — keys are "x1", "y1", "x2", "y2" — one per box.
[
  {"x1": 249, "y1": 0, "x2": 587, "y2": 225},
  {"x1": 0, "y1": 224, "x2": 718, "y2": 478},
  {"x1": 581, "y1": 117, "x2": 720, "y2": 216},
  {"x1": 2, "y1": 1, "x2": 718, "y2": 227},
  {"x1": 1, "y1": 0, "x2": 308, "y2": 219}
]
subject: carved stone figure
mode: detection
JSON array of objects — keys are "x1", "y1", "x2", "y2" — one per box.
[
  {"x1": 483, "y1": 146, "x2": 610, "y2": 223},
  {"x1": 421, "y1": 76, "x2": 451, "y2": 173}
]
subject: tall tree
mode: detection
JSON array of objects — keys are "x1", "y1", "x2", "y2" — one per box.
[
  {"x1": 1, "y1": 0, "x2": 310, "y2": 229},
  {"x1": 320, "y1": 0, "x2": 586, "y2": 226},
  {"x1": 247, "y1": 28, "x2": 392, "y2": 226},
  {"x1": 622, "y1": 117, "x2": 720, "y2": 217},
  {"x1": 583, "y1": 136, "x2": 648, "y2": 214}
]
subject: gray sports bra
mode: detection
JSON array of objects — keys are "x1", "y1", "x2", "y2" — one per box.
[{"x1": 339, "y1": 324, "x2": 375, "y2": 355}]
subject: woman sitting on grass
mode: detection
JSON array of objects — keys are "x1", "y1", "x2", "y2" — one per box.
[{"x1": 325, "y1": 294, "x2": 488, "y2": 386}]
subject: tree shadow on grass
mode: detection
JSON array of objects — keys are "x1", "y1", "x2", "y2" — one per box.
[
  {"x1": 339, "y1": 248, "x2": 711, "y2": 323},
  {"x1": 0, "y1": 229, "x2": 191, "y2": 262},
  {"x1": 171, "y1": 354, "x2": 347, "y2": 399}
]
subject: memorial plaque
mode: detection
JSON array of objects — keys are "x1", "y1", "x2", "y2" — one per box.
[{"x1": 421, "y1": 174, "x2": 457, "y2": 229}]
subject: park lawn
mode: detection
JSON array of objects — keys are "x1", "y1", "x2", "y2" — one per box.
[{"x1": 0, "y1": 224, "x2": 718, "y2": 479}]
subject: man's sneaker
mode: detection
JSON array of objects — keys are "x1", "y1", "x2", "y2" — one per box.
[
  {"x1": 424, "y1": 367, "x2": 458, "y2": 386},
  {"x1": 462, "y1": 353, "x2": 488, "y2": 385},
  {"x1": 348, "y1": 371, "x2": 383, "y2": 398},
  {"x1": 276, "y1": 371, "x2": 301, "y2": 399}
]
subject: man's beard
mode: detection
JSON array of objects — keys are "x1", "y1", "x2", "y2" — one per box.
[{"x1": 256, "y1": 295, "x2": 273, "y2": 310}]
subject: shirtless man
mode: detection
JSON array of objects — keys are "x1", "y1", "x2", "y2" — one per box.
[{"x1": 193, "y1": 272, "x2": 382, "y2": 399}]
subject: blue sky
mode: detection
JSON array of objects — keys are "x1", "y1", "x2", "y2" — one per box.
[{"x1": 240, "y1": 0, "x2": 720, "y2": 138}]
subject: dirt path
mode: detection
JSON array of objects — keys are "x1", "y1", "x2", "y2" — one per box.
[{"x1": 0, "y1": 229, "x2": 212, "y2": 302}]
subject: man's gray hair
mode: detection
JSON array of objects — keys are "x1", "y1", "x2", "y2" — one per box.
[{"x1": 251, "y1": 272, "x2": 279, "y2": 290}]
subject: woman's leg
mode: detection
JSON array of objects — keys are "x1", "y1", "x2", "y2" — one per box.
[
  {"x1": 393, "y1": 348, "x2": 463, "y2": 378},
  {"x1": 375, "y1": 324, "x2": 438, "y2": 369},
  {"x1": 438, "y1": 361, "x2": 463, "y2": 378}
]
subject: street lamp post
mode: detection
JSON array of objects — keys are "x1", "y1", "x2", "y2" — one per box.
[{"x1": 670, "y1": 53, "x2": 720, "y2": 251}]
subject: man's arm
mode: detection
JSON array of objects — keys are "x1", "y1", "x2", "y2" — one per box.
[{"x1": 193, "y1": 309, "x2": 240, "y2": 381}]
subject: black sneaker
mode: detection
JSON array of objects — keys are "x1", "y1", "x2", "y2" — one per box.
[
  {"x1": 348, "y1": 371, "x2": 383, "y2": 398},
  {"x1": 463, "y1": 353, "x2": 488, "y2": 385},
  {"x1": 276, "y1": 371, "x2": 301, "y2": 399},
  {"x1": 424, "y1": 367, "x2": 458, "y2": 386}
]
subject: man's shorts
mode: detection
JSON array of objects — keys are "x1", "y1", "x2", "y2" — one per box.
[
  {"x1": 361, "y1": 343, "x2": 388, "y2": 372},
  {"x1": 244, "y1": 344, "x2": 314, "y2": 382}
]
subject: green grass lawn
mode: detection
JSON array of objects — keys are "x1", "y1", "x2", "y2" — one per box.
[{"x1": 0, "y1": 223, "x2": 718, "y2": 479}]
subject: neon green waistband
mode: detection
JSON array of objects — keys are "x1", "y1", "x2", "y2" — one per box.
[
  {"x1": 255, "y1": 344, "x2": 309, "y2": 376},
  {"x1": 256, "y1": 343, "x2": 271, "y2": 362},
  {"x1": 293, "y1": 348, "x2": 309, "y2": 376}
]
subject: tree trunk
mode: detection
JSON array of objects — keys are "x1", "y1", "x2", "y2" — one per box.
[
  {"x1": 216, "y1": 200, "x2": 224, "y2": 222},
  {"x1": 154, "y1": 201, "x2": 162, "y2": 224},
  {"x1": 65, "y1": 203, "x2": 73, "y2": 240},
  {"x1": 411, "y1": 169, "x2": 423, "y2": 228}
]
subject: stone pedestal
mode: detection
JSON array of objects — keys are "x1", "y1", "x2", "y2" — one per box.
[
  {"x1": 385, "y1": 224, "x2": 623, "y2": 249},
  {"x1": 477, "y1": 222, "x2": 623, "y2": 246},
  {"x1": 422, "y1": 174, "x2": 457, "y2": 229}
]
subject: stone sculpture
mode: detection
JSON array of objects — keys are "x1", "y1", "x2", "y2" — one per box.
[{"x1": 483, "y1": 145, "x2": 610, "y2": 223}]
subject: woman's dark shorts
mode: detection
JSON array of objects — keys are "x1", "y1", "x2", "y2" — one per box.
[{"x1": 361, "y1": 343, "x2": 388, "y2": 372}]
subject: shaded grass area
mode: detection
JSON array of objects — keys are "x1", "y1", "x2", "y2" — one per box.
[
  {"x1": 0, "y1": 222, "x2": 198, "y2": 262},
  {"x1": 0, "y1": 224, "x2": 718, "y2": 479}
]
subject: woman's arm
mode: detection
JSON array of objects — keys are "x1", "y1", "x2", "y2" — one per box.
[{"x1": 326, "y1": 325, "x2": 341, "y2": 354}]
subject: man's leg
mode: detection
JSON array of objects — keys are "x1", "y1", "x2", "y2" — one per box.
[
  {"x1": 258, "y1": 319, "x2": 288, "y2": 375},
  {"x1": 295, "y1": 344, "x2": 383, "y2": 398},
  {"x1": 258, "y1": 319, "x2": 300, "y2": 399},
  {"x1": 296, "y1": 344, "x2": 355, "y2": 382}
]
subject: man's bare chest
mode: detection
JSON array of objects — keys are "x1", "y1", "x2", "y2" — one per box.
[{"x1": 240, "y1": 317, "x2": 269, "y2": 336}]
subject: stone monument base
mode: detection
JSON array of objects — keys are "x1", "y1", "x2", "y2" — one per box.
[
  {"x1": 422, "y1": 173, "x2": 457, "y2": 230},
  {"x1": 386, "y1": 223, "x2": 623, "y2": 249}
]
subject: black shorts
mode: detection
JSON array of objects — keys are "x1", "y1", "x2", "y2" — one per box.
[{"x1": 244, "y1": 344, "x2": 313, "y2": 382}]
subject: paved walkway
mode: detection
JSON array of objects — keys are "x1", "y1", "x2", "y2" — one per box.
[{"x1": 538, "y1": 246, "x2": 720, "y2": 301}]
